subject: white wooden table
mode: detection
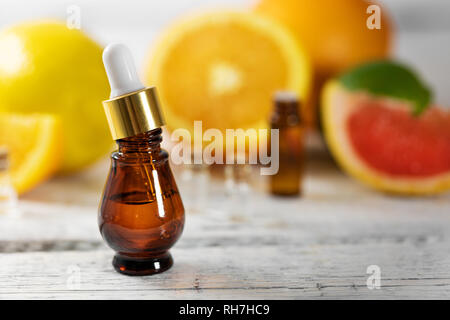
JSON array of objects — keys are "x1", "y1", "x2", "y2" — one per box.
[
  {"x1": 1, "y1": 153, "x2": 449, "y2": 300},
  {"x1": 0, "y1": 0, "x2": 448, "y2": 300}
]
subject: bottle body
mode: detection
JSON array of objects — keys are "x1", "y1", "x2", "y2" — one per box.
[
  {"x1": 99, "y1": 129, "x2": 185, "y2": 275},
  {"x1": 269, "y1": 93, "x2": 305, "y2": 196}
]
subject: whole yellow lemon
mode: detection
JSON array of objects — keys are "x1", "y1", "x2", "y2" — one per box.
[{"x1": 0, "y1": 21, "x2": 111, "y2": 173}]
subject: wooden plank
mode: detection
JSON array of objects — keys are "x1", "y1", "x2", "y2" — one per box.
[
  {"x1": 0, "y1": 158, "x2": 448, "y2": 299},
  {"x1": 1, "y1": 242, "x2": 450, "y2": 299}
]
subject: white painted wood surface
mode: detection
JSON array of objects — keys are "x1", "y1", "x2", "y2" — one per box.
[
  {"x1": 0, "y1": 0, "x2": 449, "y2": 300},
  {"x1": 1, "y1": 156, "x2": 449, "y2": 299}
]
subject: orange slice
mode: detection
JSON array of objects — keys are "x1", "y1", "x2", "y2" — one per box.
[{"x1": 145, "y1": 11, "x2": 312, "y2": 141}]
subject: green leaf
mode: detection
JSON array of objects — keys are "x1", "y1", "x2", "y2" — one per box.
[{"x1": 339, "y1": 60, "x2": 432, "y2": 115}]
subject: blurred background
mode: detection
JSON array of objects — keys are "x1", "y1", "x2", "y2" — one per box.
[
  {"x1": 1, "y1": 0, "x2": 449, "y2": 105},
  {"x1": 0, "y1": 0, "x2": 449, "y2": 210}
]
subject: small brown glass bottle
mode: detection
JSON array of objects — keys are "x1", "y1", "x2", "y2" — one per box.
[
  {"x1": 269, "y1": 91, "x2": 305, "y2": 196},
  {"x1": 99, "y1": 44, "x2": 185, "y2": 276}
]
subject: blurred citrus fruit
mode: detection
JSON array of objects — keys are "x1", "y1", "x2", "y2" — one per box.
[
  {"x1": 255, "y1": 0, "x2": 393, "y2": 124},
  {"x1": 322, "y1": 62, "x2": 450, "y2": 195},
  {"x1": 0, "y1": 113, "x2": 62, "y2": 194},
  {"x1": 146, "y1": 11, "x2": 311, "y2": 139},
  {"x1": 0, "y1": 21, "x2": 111, "y2": 173}
]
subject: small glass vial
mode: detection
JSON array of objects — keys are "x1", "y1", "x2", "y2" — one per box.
[
  {"x1": 0, "y1": 147, "x2": 18, "y2": 215},
  {"x1": 99, "y1": 44, "x2": 185, "y2": 276},
  {"x1": 269, "y1": 91, "x2": 305, "y2": 196}
]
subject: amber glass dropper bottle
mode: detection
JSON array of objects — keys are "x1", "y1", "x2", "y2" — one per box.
[
  {"x1": 269, "y1": 91, "x2": 305, "y2": 196},
  {"x1": 99, "y1": 44, "x2": 185, "y2": 276}
]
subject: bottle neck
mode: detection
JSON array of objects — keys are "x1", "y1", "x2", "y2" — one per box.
[{"x1": 117, "y1": 128, "x2": 162, "y2": 154}]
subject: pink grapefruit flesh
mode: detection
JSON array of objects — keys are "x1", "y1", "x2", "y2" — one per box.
[
  {"x1": 348, "y1": 103, "x2": 450, "y2": 177},
  {"x1": 322, "y1": 81, "x2": 450, "y2": 195}
]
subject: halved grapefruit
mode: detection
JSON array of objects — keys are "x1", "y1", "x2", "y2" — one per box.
[{"x1": 322, "y1": 61, "x2": 450, "y2": 195}]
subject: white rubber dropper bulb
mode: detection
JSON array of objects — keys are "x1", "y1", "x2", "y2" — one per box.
[{"x1": 103, "y1": 43, "x2": 145, "y2": 99}]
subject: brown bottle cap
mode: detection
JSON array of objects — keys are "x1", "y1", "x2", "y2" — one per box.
[{"x1": 273, "y1": 91, "x2": 301, "y2": 118}]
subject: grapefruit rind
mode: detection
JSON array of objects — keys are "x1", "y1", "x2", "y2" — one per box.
[{"x1": 322, "y1": 81, "x2": 450, "y2": 195}]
